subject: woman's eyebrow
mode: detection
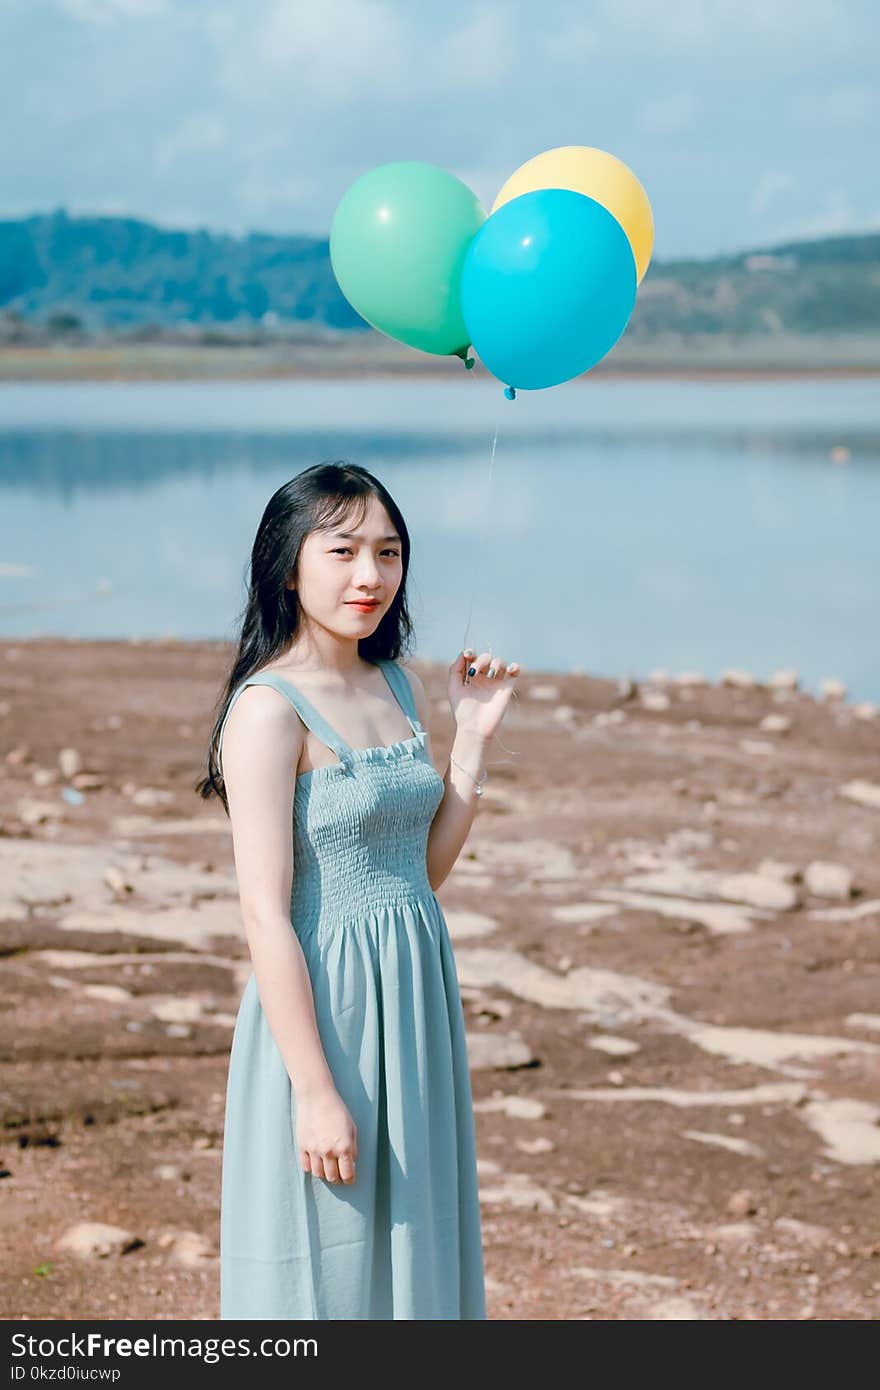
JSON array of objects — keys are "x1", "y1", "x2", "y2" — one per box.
[{"x1": 333, "y1": 530, "x2": 402, "y2": 543}]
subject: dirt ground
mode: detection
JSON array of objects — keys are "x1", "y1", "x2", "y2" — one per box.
[{"x1": 1, "y1": 637, "x2": 878, "y2": 1320}]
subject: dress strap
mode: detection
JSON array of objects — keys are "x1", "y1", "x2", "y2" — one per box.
[
  {"x1": 217, "y1": 672, "x2": 352, "y2": 774},
  {"x1": 376, "y1": 658, "x2": 421, "y2": 734}
]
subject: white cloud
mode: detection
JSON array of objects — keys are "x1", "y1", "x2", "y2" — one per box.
[
  {"x1": 825, "y1": 86, "x2": 874, "y2": 124},
  {"x1": 637, "y1": 92, "x2": 696, "y2": 135},
  {"x1": 236, "y1": 167, "x2": 315, "y2": 216},
  {"x1": 154, "y1": 113, "x2": 228, "y2": 173},
  {"x1": 749, "y1": 169, "x2": 795, "y2": 215},
  {"x1": 433, "y1": 4, "x2": 516, "y2": 85},
  {"x1": 209, "y1": 0, "x2": 512, "y2": 109},
  {"x1": 590, "y1": 0, "x2": 871, "y2": 63},
  {"x1": 543, "y1": 19, "x2": 599, "y2": 61},
  {"x1": 55, "y1": 0, "x2": 168, "y2": 22},
  {"x1": 771, "y1": 188, "x2": 861, "y2": 242}
]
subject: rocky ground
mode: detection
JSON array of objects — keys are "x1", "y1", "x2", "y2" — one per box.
[{"x1": 1, "y1": 637, "x2": 879, "y2": 1321}]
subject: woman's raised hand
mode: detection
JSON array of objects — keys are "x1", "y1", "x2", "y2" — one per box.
[{"x1": 447, "y1": 648, "x2": 520, "y2": 742}]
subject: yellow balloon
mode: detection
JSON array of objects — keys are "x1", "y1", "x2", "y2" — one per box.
[{"x1": 492, "y1": 146, "x2": 654, "y2": 285}]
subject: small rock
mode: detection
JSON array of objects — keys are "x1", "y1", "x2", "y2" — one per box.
[
  {"x1": 721, "y1": 669, "x2": 758, "y2": 689},
  {"x1": 769, "y1": 670, "x2": 799, "y2": 691},
  {"x1": 479, "y1": 1173, "x2": 556, "y2": 1213},
  {"x1": 58, "y1": 748, "x2": 82, "y2": 778},
  {"x1": 515, "y1": 1137, "x2": 555, "y2": 1155},
  {"x1": 774, "y1": 1217, "x2": 831, "y2": 1249},
  {"x1": 528, "y1": 684, "x2": 559, "y2": 702},
  {"x1": 593, "y1": 708, "x2": 627, "y2": 726},
  {"x1": 154, "y1": 1164, "x2": 185, "y2": 1181},
  {"x1": 83, "y1": 984, "x2": 131, "y2": 1003},
  {"x1": 588, "y1": 1035, "x2": 640, "y2": 1056},
  {"x1": 739, "y1": 739, "x2": 776, "y2": 756},
  {"x1": 152, "y1": 998, "x2": 203, "y2": 1023},
  {"x1": 726, "y1": 1189, "x2": 758, "y2": 1217},
  {"x1": 759, "y1": 713, "x2": 791, "y2": 734},
  {"x1": 131, "y1": 787, "x2": 175, "y2": 808},
  {"x1": 473, "y1": 1094, "x2": 545, "y2": 1120},
  {"x1": 839, "y1": 780, "x2": 880, "y2": 810},
  {"x1": 641, "y1": 691, "x2": 671, "y2": 711},
  {"x1": 157, "y1": 1230, "x2": 217, "y2": 1267},
  {"x1": 820, "y1": 678, "x2": 847, "y2": 701},
  {"x1": 714, "y1": 1221, "x2": 757, "y2": 1243},
  {"x1": 103, "y1": 866, "x2": 133, "y2": 895},
  {"x1": 852, "y1": 702, "x2": 878, "y2": 721},
  {"x1": 804, "y1": 860, "x2": 855, "y2": 900},
  {"x1": 757, "y1": 859, "x2": 801, "y2": 883},
  {"x1": 673, "y1": 671, "x2": 708, "y2": 686},
  {"x1": 466, "y1": 1031, "x2": 535, "y2": 1070},
  {"x1": 18, "y1": 798, "x2": 65, "y2": 825},
  {"x1": 56, "y1": 1221, "x2": 143, "y2": 1258}
]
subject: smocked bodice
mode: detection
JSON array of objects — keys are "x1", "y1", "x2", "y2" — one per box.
[{"x1": 218, "y1": 658, "x2": 445, "y2": 943}]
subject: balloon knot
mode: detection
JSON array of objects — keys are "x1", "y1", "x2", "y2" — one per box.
[
  {"x1": 504, "y1": 385, "x2": 516, "y2": 401},
  {"x1": 465, "y1": 356, "x2": 475, "y2": 370}
]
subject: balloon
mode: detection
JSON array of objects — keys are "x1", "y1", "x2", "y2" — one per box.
[
  {"x1": 492, "y1": 146, "x2": 653, "y2": 285},
  {"x1": 330, "y1": 161, "x2": 486, "y2": 359},
  {"x1": 461, "y1": 188, "x2": 637, "y2": 392}
]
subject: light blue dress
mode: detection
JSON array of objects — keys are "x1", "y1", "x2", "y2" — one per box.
[{"x1": 217, "y1": 658, "x2": 486, "y2": 1320}]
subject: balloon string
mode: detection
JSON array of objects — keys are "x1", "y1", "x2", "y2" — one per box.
[
  {"x1": 459, "y1": 412, "x2": 499, "y2": 659},
  {"x1": 457, "y1": 401, "x2": 522, "y2": 772}
]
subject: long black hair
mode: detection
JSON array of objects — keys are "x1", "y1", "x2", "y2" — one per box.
[{"x1": 195, "y1": 461, "x2": 416, "y2": 814}]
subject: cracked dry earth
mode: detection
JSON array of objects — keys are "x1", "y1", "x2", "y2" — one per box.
[{"x1": 1, "y1": 637, "x2": 879, "y2": 1321}]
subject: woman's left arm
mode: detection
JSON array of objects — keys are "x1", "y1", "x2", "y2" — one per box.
[{"x1": 403, "y1": 651, "x2": 520, "y2": 892}]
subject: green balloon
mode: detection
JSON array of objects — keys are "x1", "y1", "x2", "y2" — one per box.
[{"x1": 330, "y1": 161, "x2": 486, "y2": 358}]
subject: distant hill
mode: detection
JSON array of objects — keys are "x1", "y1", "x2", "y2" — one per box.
[
  {"x1": 0, "y1": 209, "x2": 363, "y2": 334},
  {"x1": 1, "y1": 208, "x2": 879, "y2": 345}
]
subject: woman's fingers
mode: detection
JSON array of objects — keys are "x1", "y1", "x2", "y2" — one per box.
[
  {"x1": 462, "y1": 651, "x2": 521, "y2": 683},
  {"x1": 337, "y1": 1152, "x2": 357, "y2": 1184},
  {"x1": 301, "y1": 1149, "x2": 358, "y2": 1184}
]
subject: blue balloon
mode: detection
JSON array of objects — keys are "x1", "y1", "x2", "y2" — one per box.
[{"x1": 460, "y1": 187, "x2": 637, "y2": 391}]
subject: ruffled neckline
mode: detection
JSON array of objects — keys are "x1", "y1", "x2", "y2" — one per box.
[
  {"x1": 355, "y1": 725, "x2": 427, "y2": 765},
  {"x1": 295, "y1": 724, "x2": 427, "y2": 788}
]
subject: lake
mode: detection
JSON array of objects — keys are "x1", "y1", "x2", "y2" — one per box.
[{"x1": 0, "y1": 376, "x2": 878, "y2": 703}]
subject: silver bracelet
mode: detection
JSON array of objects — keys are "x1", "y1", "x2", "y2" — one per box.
[{"x1": 449, "y1": 755, "x2": 488, "y2": 797}]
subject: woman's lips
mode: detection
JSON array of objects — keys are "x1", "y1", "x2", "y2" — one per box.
[{"x1": 347, "y1": 601, "x2": 379, "y2": 613}]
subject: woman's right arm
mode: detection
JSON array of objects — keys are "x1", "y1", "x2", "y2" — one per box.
[
  {"x1": 220, "y1": 686, "x2": 335, "y2": 1096},
  {"x1": 221, "y1": 686, "x2": 358, "y2": 1184}
]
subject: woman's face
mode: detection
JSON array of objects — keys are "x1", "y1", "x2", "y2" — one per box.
[{"x1": 290, "y1": 496, "x2": 404, "y2": 636}]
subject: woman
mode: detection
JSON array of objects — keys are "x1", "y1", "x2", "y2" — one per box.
[{"x1": 196, "y1": 461, "x2": 521, "y2": 1320}]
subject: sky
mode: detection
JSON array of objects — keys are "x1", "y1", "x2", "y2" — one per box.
[{"x1": 3, "y1": 0, "x2": 878, "y2": 261}]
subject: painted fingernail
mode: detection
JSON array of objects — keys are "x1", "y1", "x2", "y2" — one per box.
[
  {"x1": 468, "y1": 666, "x2": 476, "y2": 677},
  {"x1": 487, "y1": 666, "x2": 497, "y2": 678}
]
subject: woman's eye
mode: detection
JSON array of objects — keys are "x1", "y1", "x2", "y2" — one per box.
[{"x1": 331, "y1": 548, "x2": 399, "y2": 557}]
